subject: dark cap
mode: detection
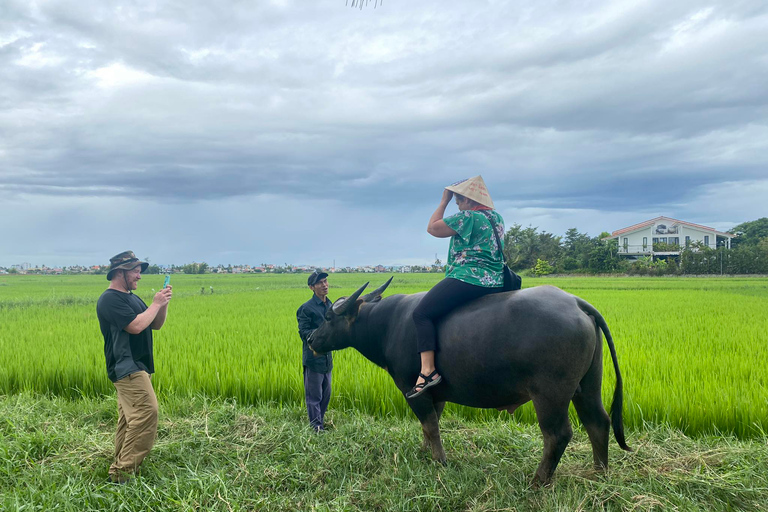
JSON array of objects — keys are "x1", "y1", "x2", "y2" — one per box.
[
  {"x1": 106, "y1": 251, "x2": 149, "y2": 281},
  {"x1": 307, "y1": 270, "x2": 329, "y2": 286}
]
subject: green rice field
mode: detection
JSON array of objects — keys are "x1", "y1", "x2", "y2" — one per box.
[{"x1": 1, "y1": 273, "x2": 766, "y2": 438}]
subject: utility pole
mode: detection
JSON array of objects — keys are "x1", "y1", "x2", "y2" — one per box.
[{"x1": 720, "y1": 245, "x2": 723, "y2": 275}]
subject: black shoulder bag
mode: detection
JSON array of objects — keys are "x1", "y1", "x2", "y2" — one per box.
[{"x1": 480, "y1": 211, "x2": 522, "y2": 291}]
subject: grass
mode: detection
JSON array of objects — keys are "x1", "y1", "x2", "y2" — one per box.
[
  {"x1": 1, "y1": 274, "x2": 768, "y2": 437},
  {"x1": 1, "y1": 392, "x2": 767, "y2": 511}
]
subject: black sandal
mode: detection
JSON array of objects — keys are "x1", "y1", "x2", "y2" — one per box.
[{"x1": 406, "y1": 370, "x2": 442, "y2": 399}]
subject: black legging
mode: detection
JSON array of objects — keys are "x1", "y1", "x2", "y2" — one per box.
[{"x1": 413, "y1": 278, "x2": 502, "y2": 353}]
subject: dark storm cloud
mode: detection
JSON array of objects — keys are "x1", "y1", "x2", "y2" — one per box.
[{"x1": 1, "y1": 0, "x2": 767, "y2": 265}]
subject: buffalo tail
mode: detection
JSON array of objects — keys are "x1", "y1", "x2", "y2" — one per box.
[{"x1": 577, "y1": 298, "x2": 632, "y2": 452}]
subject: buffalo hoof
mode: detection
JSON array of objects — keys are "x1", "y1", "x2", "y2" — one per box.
[
  {"x1": 432, "y1": 451, "x2": 447, "y2": 464},
  {"x1": 529, "y1": 474, "x2": 553, "y2": 489},
  {"x1": 428, "y1": 449, "x2": 447, "y2": 464}
]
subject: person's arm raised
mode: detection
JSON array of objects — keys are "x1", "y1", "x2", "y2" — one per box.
[
  {"x1": 427, "y1": 189, "x2": 459, "y2": 238},
  {"x1": 151, "y1": 285, "x2": 172, "y2": 330},
  {"x1": 125, "y1": 287, "x2": 172, "y2": 334}
]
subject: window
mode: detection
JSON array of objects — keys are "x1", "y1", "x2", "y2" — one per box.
[
  {"x1": 685, "y1": 236, "x2": 690, "y2": 246},
  {"x1": 670, "y1": 237, "x2": 679, "y2": 246},
  {"x1": 643, "y1": 237, "x2": 648, "y2": 248},
  {"x1": 704, "y1": 235, "x2": 710, "y2": 246},
  {"x1": 653, "y1": 237, "x2": 659, "y2": 244}
]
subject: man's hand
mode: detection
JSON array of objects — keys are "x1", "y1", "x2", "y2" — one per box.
[
  {"x1": 125, "y1": 286, "x2": 172, "y2": 334},
  {"x1": 153, "y1": 286, "x2": 172, "y2": 307}
]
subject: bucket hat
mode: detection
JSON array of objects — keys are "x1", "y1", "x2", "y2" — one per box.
[
  {"x1": 106, "y1": 251, "x2": 149, "y2": 281},
  {"x1": 445, "y1": 175, "x2": 495, "y2": 209}
]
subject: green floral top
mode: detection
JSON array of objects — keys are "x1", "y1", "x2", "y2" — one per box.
[{"x1": 443, "y1": 210, "x2": 505, "y2": 287}]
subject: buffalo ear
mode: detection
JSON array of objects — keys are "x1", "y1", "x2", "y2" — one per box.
[
  {"x1": 344, "y1": 299, "x2": 365, "y2": 322},
  {"x1": 332, "y1": 282, "x2": 369, "y2": 315}
]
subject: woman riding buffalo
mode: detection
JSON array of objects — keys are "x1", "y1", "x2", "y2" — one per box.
[{"x1": 407, "y1": 176, "x2": 506, "y2": 399}]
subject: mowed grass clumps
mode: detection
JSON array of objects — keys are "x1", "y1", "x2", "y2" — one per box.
[
  {"x1": 1, "y1": 274, "x2": 767, "y2": 437},
  {"x1": 2, "y1": 393, "x2": 767, "y2": 511}
]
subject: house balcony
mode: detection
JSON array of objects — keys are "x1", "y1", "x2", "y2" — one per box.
[{"x1": 617, "y1": 243, "x2": 682, "y2": 255}]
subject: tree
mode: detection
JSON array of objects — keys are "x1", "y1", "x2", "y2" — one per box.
[
  {"x1": 503, "y1": 224, "x2": 562, "y2": 271},
  {"x1": 719, "y1": 242, "x2": 768, "y2": 274},
  {"x1": 503, "y1": 224, "x2": 537, "y2": 270},
  {"x1": 730, "y1": 218, "x2": 768, "y2": 247},
  {"x1": 533, "y1": 259, "x2": 554, "y2": 276},
  {"x1": 562, "y1": 228, "x2": 595, "y2": 272},
  {"x1": 587, "y1": 239, "x2": 623, "y2": 273},
  {"x1": 432, "y1": 256, "x2": 444, "y2": 273},
  {"x1": 182, "y1": 262, "x2": 209, "y2": 274},
  {"x1": 680, "y1": 241, "x2": 717, "y2": 274}
]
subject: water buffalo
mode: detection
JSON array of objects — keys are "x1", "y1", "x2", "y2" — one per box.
[{"x1": 309, "y1": 278, "x2": 630, "y2": 486}]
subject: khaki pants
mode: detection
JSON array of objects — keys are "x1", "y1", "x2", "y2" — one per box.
[{"x1": 109, "y1": 371, "x2": 158, "y2": 481}]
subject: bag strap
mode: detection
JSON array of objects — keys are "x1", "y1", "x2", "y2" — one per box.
[{"x1": 479, "y1": 211, "x2": 505, "y2": 263}]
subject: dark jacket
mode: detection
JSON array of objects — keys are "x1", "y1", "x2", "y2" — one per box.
[{"x1": 297, "y1": 294, "x2": 333, "y2": 373}]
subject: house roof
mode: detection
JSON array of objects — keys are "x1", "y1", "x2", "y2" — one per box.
[{"x1": 608, "y1": 216, "x2": 735, "y2": 238}]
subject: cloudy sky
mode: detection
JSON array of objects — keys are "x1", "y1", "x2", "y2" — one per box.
[{"x1": 2, "y1": 0, "x2": 767, "y2": 268}]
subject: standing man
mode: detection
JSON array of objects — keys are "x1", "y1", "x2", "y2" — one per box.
[
  {"x1": 296, "y1": 270, "x2": 333, "y2": 432},
  {"x1": 96, "y1": 251, "x2": 172, "y2": 483}
]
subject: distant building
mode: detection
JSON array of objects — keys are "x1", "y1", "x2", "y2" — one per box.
[{"x1": 604, "y1": 216, "x2": 735, "y2": 260}]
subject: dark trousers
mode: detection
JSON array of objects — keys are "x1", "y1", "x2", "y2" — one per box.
[
  {"x1": 303, "y1": 366, "x2": 331, "y2": 430},
  {"x1": 413, "y1": 278, "x2": 502, "y2": 353}
]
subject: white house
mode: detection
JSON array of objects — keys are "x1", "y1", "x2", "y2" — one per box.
[{"x1": 604, "y1": 216, "x2": 735, "y2": 259}]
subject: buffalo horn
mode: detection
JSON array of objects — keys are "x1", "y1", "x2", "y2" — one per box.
[
  {"x1": 360, "y1": 276, "x2": 393, "y2": 302},
  {"x1": 332, "y1": 282, "x2": 369, "y2": 315}
]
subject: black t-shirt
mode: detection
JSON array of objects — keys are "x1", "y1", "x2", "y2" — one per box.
[{"x1": 97, "y1": 289, "x2": 154, "y2": 382}]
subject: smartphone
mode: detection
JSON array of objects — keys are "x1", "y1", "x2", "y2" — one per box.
[{"x1": 163, "y1": 275, "x2": 171, "y2": 289}]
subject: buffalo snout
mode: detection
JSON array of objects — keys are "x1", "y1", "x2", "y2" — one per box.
[{"x1": 308, "y1": 331, "x2": 327, "y2": 355}]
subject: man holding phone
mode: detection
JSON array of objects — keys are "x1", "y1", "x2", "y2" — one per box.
[{"x1": 96, "y1": 251, "x2": 172, "y2": 483}]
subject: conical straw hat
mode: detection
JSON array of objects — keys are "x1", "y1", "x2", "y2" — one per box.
[{"x1": 445, "y1": 175, "x2": 495, "y2": 209}]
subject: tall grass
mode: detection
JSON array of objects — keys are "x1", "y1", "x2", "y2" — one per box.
[{"x1": 1, "y1": 273, "x2": 766, "y2": 437}]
